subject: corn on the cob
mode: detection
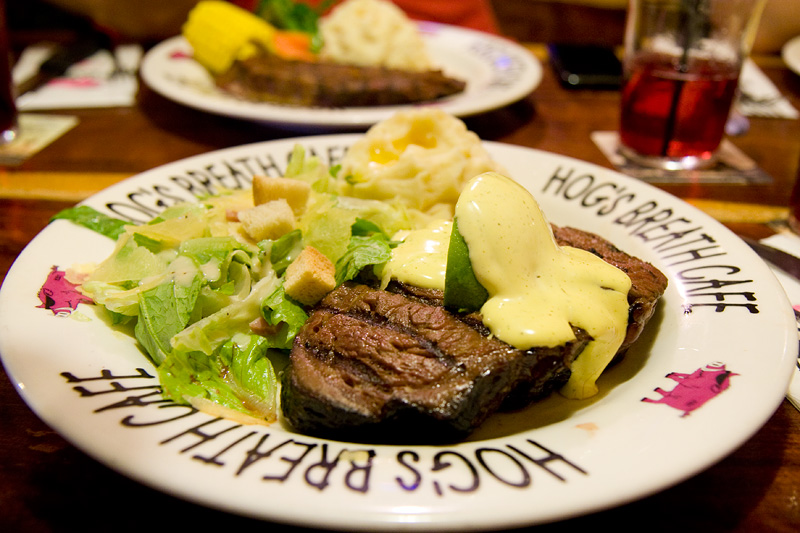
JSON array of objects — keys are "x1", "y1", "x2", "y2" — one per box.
[{"x1": 182, "y1": 1, "x2": 277, "y2": 75}]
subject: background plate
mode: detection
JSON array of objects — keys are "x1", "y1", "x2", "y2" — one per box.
[
  {"x1": 140, "y1": 24, "x2": 542, "y2": 129},
  {"x1": 0, "y1": 137, "x2": 795, "y2": 531}
]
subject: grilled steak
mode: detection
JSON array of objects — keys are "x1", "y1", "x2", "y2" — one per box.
[
  {"x1": 281, "y1": 282, "x2": 591, "y2": 443},
  {"x1": 281, "y1": 225, "x2": 668, "y2": 443},
  {"x1": 215, "y1": 54, "x2": 466, "y2": 108}
]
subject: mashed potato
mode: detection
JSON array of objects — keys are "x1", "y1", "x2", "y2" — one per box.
[
  {"x1": 335, "y1": 109, "x2": 506, "y2": 222},
  {"x1": 319, "y1": 0, "x2": 433, "y2": 71}
]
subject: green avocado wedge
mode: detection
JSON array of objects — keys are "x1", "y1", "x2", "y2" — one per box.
[{"x1": 444, "y1": 217, "x2": 489, "y2": 313}]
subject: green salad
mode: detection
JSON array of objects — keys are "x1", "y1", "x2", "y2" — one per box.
[{"x1": 55, "y1": 147, "x2": 414, "y2": 423}]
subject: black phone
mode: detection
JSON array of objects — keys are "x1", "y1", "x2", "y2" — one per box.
[{"x1": 548, "y1": 44, "x2": 622, "y2": 89}]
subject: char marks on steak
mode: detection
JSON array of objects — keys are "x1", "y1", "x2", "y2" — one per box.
[
  {"x1": 215, "y1": 54, "x2": 466, "y2": 108},
  {"x1": 281, "y1": 225, "x2": 668, "y2": 443}
]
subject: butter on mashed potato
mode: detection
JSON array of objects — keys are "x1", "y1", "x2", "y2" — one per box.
[
  {"x1": 335, "y1": 109, "x2": 506, "y2": 221},
  {"x1": 319, "y1": 0, "x2": 433, "y2": 72}
]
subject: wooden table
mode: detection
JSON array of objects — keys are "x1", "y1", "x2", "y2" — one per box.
[{"x1": 1, "y1": 45, "x2": 799, "y2": 532}]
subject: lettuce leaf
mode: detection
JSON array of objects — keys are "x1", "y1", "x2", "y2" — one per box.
[
  {"x1": 87, "y1": 233, "x2": 168, "y2": 285},
  {"x1": 158, "y1": 334, "x2": 282, "y2": 422},
  {"x1": 170, "y1": 272, "x2": 280, "y2": 355},
  {"x1": 335, "y1": 218, "x2": 397, "y2": 285},
  {"x1": 261, "y1": 229, "x2": 303, "y2": 276},
  {"x1": 51, "y1": 205, "x2": 132, "y2": 240},
  {"x1": 260, "y1": 284, "x2": 308, "y2": 350},
  {"x1": 300, "y1": 193, "x2": 411, "y2": 263},
  {"x1": 135, "y1": 272, "x2": 204, "y2": 365}
]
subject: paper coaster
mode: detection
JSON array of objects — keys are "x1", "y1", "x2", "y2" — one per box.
[
  {"x1": 0, "y1": 114, "x2": 79, "y2": 166},
  {"x1": 592, "y1": 131, "x2": 774, "y2": 184}
]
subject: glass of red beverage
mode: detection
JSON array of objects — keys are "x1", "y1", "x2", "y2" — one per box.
[
  {"x1": 619, "y1": 0, "x2": 766, "y2": 171},
  {"x1": 0, "y1": 0, "x2": 16, "y2": 146}
]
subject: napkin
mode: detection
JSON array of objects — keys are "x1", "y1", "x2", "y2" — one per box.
[
  {"x1": 759, "y1": 231, "x2": 800, "y2": 410},
  {"x1": 735, "y1": 59, "x2": 799, "y2": 119},
  {"x1": 13, "y1": 44, "x2": 142, "y2": 110}
]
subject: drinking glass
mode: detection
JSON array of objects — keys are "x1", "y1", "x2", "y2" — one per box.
[
  {"x1": 788, "y1": 155, "x2": 800, "y2": 236},
  {"x1": 0, "y1": 0, "x2": 17, "y2": 145},
  {"x1": 619, "y1": 0, "x2": 766, "y2": 171}
]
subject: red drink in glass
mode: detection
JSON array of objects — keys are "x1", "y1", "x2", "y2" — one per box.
[{"x1": 619, "y1": 53, "x2": 739, "y2": 162}]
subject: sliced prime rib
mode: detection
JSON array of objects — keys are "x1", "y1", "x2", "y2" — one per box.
[
  {"x1": 280, "y1": 225, "x2": 668, "y2": 443},
  {"x1": 216, "y1": 54, "x2": 466, "y2": 108}
]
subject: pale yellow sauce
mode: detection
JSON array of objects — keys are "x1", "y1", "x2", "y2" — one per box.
[
  {"x1": 168, "y1": 255, "x2": 202, "y2": 287},
  {"x1": 381, "y1": 220, "x2": 452, "y2": 289},
  {"x1": 384, "y1": 172, "x2": 632, "y2": 399}
]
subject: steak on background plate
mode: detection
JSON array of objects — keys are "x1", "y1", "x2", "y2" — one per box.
[
  {"x1": 281, "y1": 225, "x2": 668, "y2": 443},
  {"x1": 216, "y1": 54, "x2": 467, "y2": 108}
]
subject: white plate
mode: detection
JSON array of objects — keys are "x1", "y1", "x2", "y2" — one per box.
[
  {"x1": 782, "y1": 35, "x2": 800, "y2": 77},
  {"x1": 139, "y1": 24, "x2": 542, "y2": 129},
  {"x1": 0, "y1": 137, "x2": 796, "y2": 531}
]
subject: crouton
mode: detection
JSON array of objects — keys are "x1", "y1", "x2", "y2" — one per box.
[
  {"x1": 252, "y1": 175, "x2": 311, "y2": 215},
  {"x1": 238, "y1": 199, "x2": 295, "y2": 241},
  {"x1": 284, "y1": 246, "x2": 336, "y2": 306}
]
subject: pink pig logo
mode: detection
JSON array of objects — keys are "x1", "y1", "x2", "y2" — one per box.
[
  {"x1": 642, "y1": 362, "x2": 738, "y2": 417},
  {"x1": 37, "y1": 266, "x2": 92, "y2": 316}
]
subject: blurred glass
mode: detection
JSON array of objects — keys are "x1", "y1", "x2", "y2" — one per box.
[
  {"x1": 619, "y1": 0, "x2": 766, "y2": 171},
  {"x1": 788, "y1": 156, "x2": 800, "y2": 236},
  {"x1": 0, "y1": 0, "x2": 17, "y2": 145}
]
